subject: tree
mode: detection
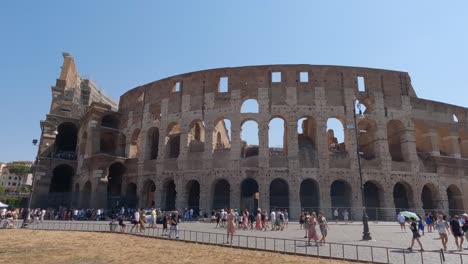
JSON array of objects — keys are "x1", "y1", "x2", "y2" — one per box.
[
  {"x1": 8, "y1": 165, "x2": 31, "y2": 176},
  {"x1": 0, "y1": 186, "x2": 5, "y2": 195}
]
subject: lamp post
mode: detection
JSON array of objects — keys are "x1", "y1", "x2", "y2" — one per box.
[{"x1": 352, "y1": 98, "x2": 372, "y2": 241}]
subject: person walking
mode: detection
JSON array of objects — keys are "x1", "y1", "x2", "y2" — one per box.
[
  {"x1": 304, "y1": 212, "x2": 310, "y2": 238},
  {"x1": 407, "y1": 217, "x2": 424, "y2": 252},
  {"x1": 425, "y1": 213, "x2": 433, "y2": 233},
  {"x1": 130, "y1": 210, "x2": 140, "y2": 233},
  {"x1": 436, "y1": 214, "x2": 450, "y2": 251},
  {"x1": 117, "y1": 215, "x2": 126, "y2": 233},
  {"x1": 334, "y1": 209, "x2": 339, "y2": 224},
  {"x1": 307, "y1": 212, "x2": 319, "y2": 246},
  {"x1": 225, "y1": 209, "x2": 236, "y2": 244},
  {"x1": 450, "y1": 215, "x2": 464, "y2": 251},
  {"x1": 150, "y1": 208, "x2": 157, "y2": 229},
  {"x1": 168, "y1": 210, "x2": 179, "y2": 239},
  {"x1": 161, "y1": 213, "x2": 168, "y2": 236},
  {"x1": 318, "y1": 211, "x2": 328, "y2": 245},
  {"x1": 462, "y1": 214, "x2": 468, "y2": 246},
  {"x1": 397, "y1": 212, "x2": 407, "y2": 232},
  {"x1": 343, "y1": 210, "x2": 349, "y2": 224},
  {"x1": 270, "y1": 210, "x2": 276, "y2": 231},
  {"x1": 299, "y1": 212, "x2": 305, "y2": 229},
  {"x1": 255, "y1": 209, "x2": 262, "y2": 230}
]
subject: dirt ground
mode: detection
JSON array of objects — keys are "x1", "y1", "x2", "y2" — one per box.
[{"x1": 0, "y1": 230, "x2": 353, "y2": 264}]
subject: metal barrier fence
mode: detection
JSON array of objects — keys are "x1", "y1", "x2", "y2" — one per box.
[{"x1": 2, "y1": 220, "x2": 466, "y2": 264}]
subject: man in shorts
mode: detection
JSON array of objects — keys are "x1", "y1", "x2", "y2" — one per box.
[
  {"x1": 397, "y1": 212, "x2": 407, "y2": 232},
  {"x1": 318, "y1": 211, "x2": 329, "y2": 245},
  {"x1": 450, "y1": 215, "x2": 464, "y2": 251},
  {"x1": 334, "y1": 209, "x2": 339, "y2": 223}
]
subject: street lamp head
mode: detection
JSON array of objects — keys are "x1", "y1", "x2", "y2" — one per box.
[{"x1": 32, "y1": 139, "x2": 38, "y2": 145}]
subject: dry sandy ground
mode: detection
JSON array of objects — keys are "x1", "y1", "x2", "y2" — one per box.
[{"x1": 0, "y1": 230, "x2": 352, "y2": 264}]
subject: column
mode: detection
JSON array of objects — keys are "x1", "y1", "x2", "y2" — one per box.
[
  {"x1": 288, "y1": 180, "x2": 301, "y2": 221},
  {"x1": 443, "y1": 132, "x2": 461, "y2": 158},
  {"x1": 258, "y1": 121, "x2": 269, "y2": 168},
  {"x1": 258, "y1": 180, "x2": 270, "y2": 212},
  {"x1": 422, "y1": 129, "x2": 440, "y2": 155},
  {"x1": 175, "y1": 179, "x2": 186, "y2": 213},
  {"x1": 230, "y1": 183, "x2": 240, "y2": 210}
]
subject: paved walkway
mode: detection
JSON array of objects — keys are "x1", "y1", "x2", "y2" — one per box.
[{"x1": 9, "y1": 220, "x2": 468, "y2": 264}]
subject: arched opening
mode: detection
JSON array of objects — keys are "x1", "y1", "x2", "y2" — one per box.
[
  {"x1": 300, "y1": 179, "x2": 320, "y2": 212},
  {"x1": 387, "y1": 120, "x2": 406, "y2": 161},
  {"x1": 447, "y1": 185, "x2": 464, "y2": 216},
  {"x1": 107, "y1": 162, "x2": 125, "y2": 208},
  {"x1": 393, "y1": 182, "x2": 414, "y2": 212},
  {"x1": 240, "y1": 178, "x2": 259, "y2": 211},
  {"x1": 126, "y1": 183, "x2": 137, "y2": 208},
  {"x1": 269, "y1": 178, "x2": 289, "y2": 211},
  {"x1": 163, "y1": 180, "x2": 176, "y2": 210},
  {"x1": 358, "y1": 119, "x2": 377, "y2": 160},
  {"x1": 49, "y1": 164, "x2": 74, "y2": 207},
  {"x1": 100, "y1": 132, "x2": 117, "y2": 154},
  {"x1": 330, "y1": 180, "x2": 352, "y2": 215},
  {"x1": 81, "y1": 181, "x2": 92, "y2": 209},
  {"x1": 142, "y1": 180, "x2": 156, "y2": 208},
  {"x1": 101, "y1": 114, "x2": 120, "y2": 129},
  {"x1": 421, "y1": 184, "x2": 439, "y2": 211},
  {"x1": 212, "y1": 179, "x2": 230, "y2": 210},
  {"x1": 297, "y1": 117, "x2": 318, "y2": 167},
  {"x1": 147, "y1": 127, "x2": 159, "y2": 160},
  {"x1": 213, "y1": 119, "x2": 231, "y2": 151},
  {"x1": 189, "y1": 120, "x2": 205, "y2": 153},
  {"x1": 269, "y1": 117, "x2": 287, "y2": 156},
  {"x1": 241, "y1": 120, "x2": 259, "y2": 158},
  {"x1": 364, "y1": 181, "x2": 383, "y2": 220},
  {"x1": 241, "y1": 99, "x2": 259, "y2": 113},
  {"x1": 166, "y1": 123, "x2": 181, "y2": 158},
  {"x1": 187, "y1": 180, "x2": 200, "y2": 216},
  {"x1": 79, "y1": 132, "x2": 87, "y2": 157},
  {"x1": 129, "y1": 129, "x2": 141, "y2": 158},
  {"x1": 55, "y1": 122, "x2": 78, "y2": 155},
  {"x1": 326, "y1": 118, "x2": 346, "y2": 153}
]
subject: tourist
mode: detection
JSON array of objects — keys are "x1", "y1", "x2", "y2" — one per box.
[
  {"x1": 425, "y1": 213, "x2": 433, "y2": 233},
  {"x1": 304, "y1": 212, "x2": 310, "y2": 238},
  {"x1": 278, "y1": 210, "x2": 285, "y2": 231},
  {"x1": 417, "y1": 214, "x2": 425, "y2": 235},
  {"x1": 343, "y1": 210, "x2": 349, "y2": 224},
  {"x1": 261, "y1": 210, "x2": 267, "y2": 231},
  {"x1": 168, "y1": 210, "x2": 179, "y2": 239},
  {"x1": 284, "y1": 209, "x2": 289, "y2": 227},
  {"x1": 117, "y1": 214, "x2": 126, "y2": 233},
  {"x1": 139, "y1": 209, "x2": 146, "y2": 232},
  {"x1": 270, "y1": 210, "x2": 276, "y2": 231},
  {"x1": 450, "y1": 215, "x2": 464, "y2": 251},
  {"x1": 40, "y1": 208, "x2": 45, "y2": 223},
  {"x1": 215, "y1": 210, "x2": 220, "y2": 228},
  {"x1": 248, "y1": 209, "x2": 255, "y2": 229},
  {"x1": 407, "y1": 217, "x2": 424, "y2": 252},
  {"x1": 150, "y1": 208, "x2": 157, "y2": 229},
  {"x1": 334, "y1": 209, "x2": 339, "y2": 224},
  {"x1": 130, "y1": 209, "x2": 140, "y2": 233},
  {"x1": 436, "y1": 214, "x2": 450, "y2": 251},
  {"x1": 189, "y1": 208, "x2": 194, "y2": 220},
  {"x1": 397, "y1": 212, "x2": 406, "y2": 232},
  {"x1": 307, "y1": 212, "x2": 319, "y2": 246},
  {"x1": 225, "y1": 209, "x2": 236, "y2": 244},
  {"x1": 161, "y1": 213, "x2": 168, "y2": 236},
  {"x1": 255, "y1": 209, "x2": 262, "y2": 230},
  {"x1": 318, "y1": 211, "x2": 328, "y2": 245},
  {"x1": 299, "y1": 212, "x2": 305, "y2": 229},
  {"x1": 462, "y1": 214, "x2": 468, "y2": 245}
]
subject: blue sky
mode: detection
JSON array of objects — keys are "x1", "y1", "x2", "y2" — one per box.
[{"x1": 0, "y1": 1, "x2": 467, "y2": 161}]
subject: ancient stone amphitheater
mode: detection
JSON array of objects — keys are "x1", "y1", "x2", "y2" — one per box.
[{"x1": 32, "y1": 53, "x2": 468, "y2": 220}]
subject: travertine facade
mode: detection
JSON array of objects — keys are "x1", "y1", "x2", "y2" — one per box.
[{"x1": 32, "y1": 54, "x2": 468, "y2": 219}]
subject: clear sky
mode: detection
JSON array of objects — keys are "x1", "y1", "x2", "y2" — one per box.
[{"x1": 1, "y1": 1, "x2": 467, "y2": 162}]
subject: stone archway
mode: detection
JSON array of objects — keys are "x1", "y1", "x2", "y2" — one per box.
[
  {"x1": 142, "y1": 180, "x2": 156, "y2": 208},
  {"x1": 363, "y1": 181, "x2": 383, "y2": 220},
  {"x1": 212, "y1": 179, "x2": 230, "y2": 210},
  {"x1": 125, "y1": 183, "x2": 137, "y2": 208},
  {"x1": 269, "y1": 178, "x2": 289, "y2": 212},
  {"x1": 393, "y1": 181, "x2": 414, "y2": 212},
  {"x1": 107, "y1": 162, "x2": 125, "y2": 209},
  {"x1": 300, "y1": 179, "x2": 320, "y2": 212},
  {"x1": 186, "y1": 180, "x2": 200, "y2": 216},
  {"x1": 421, "y1": 183, "x2": 439, "y2": 211},
  {"x1": 162, "y1": 180, "x2": 176, "y2": 211},
  {"x1": 447, "y1": 185, "x2": 464, "y2": 216},
  {"x1": 330, "y1": 180, "x2": 352, "y2": 215},
  {"x1": 49, "y1": 164, "x2": 74, "y2": 208},
  {"x1": 240, "y1": 178, "x2": 259, "y2": 212}
]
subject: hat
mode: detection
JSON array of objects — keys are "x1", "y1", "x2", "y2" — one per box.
[
  {"x1": 454, "y1": 215, "x2": 459, "y2": 218},
  {"x1": 462, "y1": 213, "x2": 468, "y2": 218}
]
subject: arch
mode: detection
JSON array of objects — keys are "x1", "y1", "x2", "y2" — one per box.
[
  {"x1": 126, "y1": 183, "x2": 137, "y2": 208},
  {"x1": 447, "y1": 185, "x2": 464, "y2": 216},
  {"x1": 101, "y1": 114, "x2": 120, "y2": 129},
  {"x1": 240, "y1": 178, "x2": 259, "y2": 211},
  {"x1": 357, "y1": 119, "x2": 378, "y2": 160},
  {"x1": 146, "y1": 127, "x2": 159, "y2": 160},
  {"x1": 241, "y1": 99, "x2": 259, "y2": 113},
  {"x1": 363, "y1": 181, "x2": 383, "y2": 220},
  {"x1": 55, "y1": 122, "x2": 78, "y2": 153},
  {"x1": 387, "y1": 120, "x2": 406, "y2": 161},
  {"x1": 142, "y1": 180, "x2": 156, "y2": 208},
  {"x1": 189, "y1": 120, "x2": 205, "y2": 153},
  {"x1": 300, "y1": 179, "x2": 320, "y2": 212},
  {"x1": 107, "y1": 162, "x2": 125, "y2": 208},
  {"x1": 421, "y1": 183, "x2": 439, "y2": 211},
  {"x1": 212, "y1": 179, "x2": 230, "y2": 210},
  {"x1": 81, "y1": 181, "x2": 92, "y2": 209},
  {"x1": 166, "y1": 123, "x2": 181, "y2": 158},
  {"x1": 213, "y1": 118, "x2": 231, "y2": 151},
  {"x1": 129, "y1": 129, "x2": 141, "y2": 158},
  {"x1": 79, "y1": 131, "x2": 87, "y2": 156},
  {"x1": 330, "y1": 180, "x2": 352, "y2": 215},
  {"x1": 393, "y1": 181, "x2": 414, "y2": 212},
  {"x1": 268, "y1": 117, "x2": 287, "y2": 156},
  {"x1": 187, "y1": 180, "x2": 200, "y2": 216},
  {"x1": 269, "y1": 178, "x2": 289, "y2": 211},
  {"x1": 162, "y1": 179, "x2": 176, "y2": 210},
  {"x1": 49, "y1": 164, "x2": 74, "y2": 207},
  {"x1": 326, "y1": 117, "x2": 346, "y2": 152},
  {"x1": 241, "y1": 120, "x2": 259, "y2": 158}
]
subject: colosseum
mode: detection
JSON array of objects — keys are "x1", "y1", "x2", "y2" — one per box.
[{"x1": 31, "y1": 53, "x2": 468, "y2": 220}]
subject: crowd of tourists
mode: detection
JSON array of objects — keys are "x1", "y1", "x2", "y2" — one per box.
[{"x1": 397, "y1": 211, "x2": 468, "y2": 252}]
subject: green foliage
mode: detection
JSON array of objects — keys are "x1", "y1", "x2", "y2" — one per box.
[
  {"x1": 1, "y1": 197, "x2": 21, "y2": 208},
  {"x1": 8, "y1": 165, "x2": 31, "y2": 176},
  {"x1": 0, "y1": 186, "x2": 5, "y2": 195}
]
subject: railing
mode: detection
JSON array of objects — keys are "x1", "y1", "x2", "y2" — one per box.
[{"x1": 2, "y1": 220, "x2": 466, "y2": 264}]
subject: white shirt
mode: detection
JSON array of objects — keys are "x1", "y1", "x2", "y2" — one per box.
[
  {"x1": 334, "y1": 210, "x2": 338, "y2": 217},
  {"x1": 397, "y1": 214, "x2": 405, "y2": 223},
  {"x1": 97, "y1": 209, "x2": 101, "y2": 215},
  {"x1": 134, "y1": 211, "x2": 140, "y2": 222},
  {"x1": 73, "y1": 210, "x2": 78, "y2": 216},
  {"x1": 270, "y1": 211, "x2": 276, "y2": 220},
  {"x1": 1, "y1": 208, "x2": 6, "y2": 216}
]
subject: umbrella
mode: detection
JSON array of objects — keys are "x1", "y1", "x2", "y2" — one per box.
[
  {"x1": 400, "y1": 211, "x2": 420, "y2": 221},
  {"x1": 0, "y1": 201, "x2": 8, "y2": 208}
]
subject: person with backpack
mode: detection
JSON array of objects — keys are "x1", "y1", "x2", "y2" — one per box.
[
  {"x1": 168, "y1": 210, "x2": 179, "y2": 239},
  {"x1": 462, "y1": 214, "x2": 468, "y2": 243},
  {"x1": 450, "y1": 215, "x2": 464, "y2": 251},
  {"x1": 407, "y1": 217, "x2": 424, "y2": 252}
]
